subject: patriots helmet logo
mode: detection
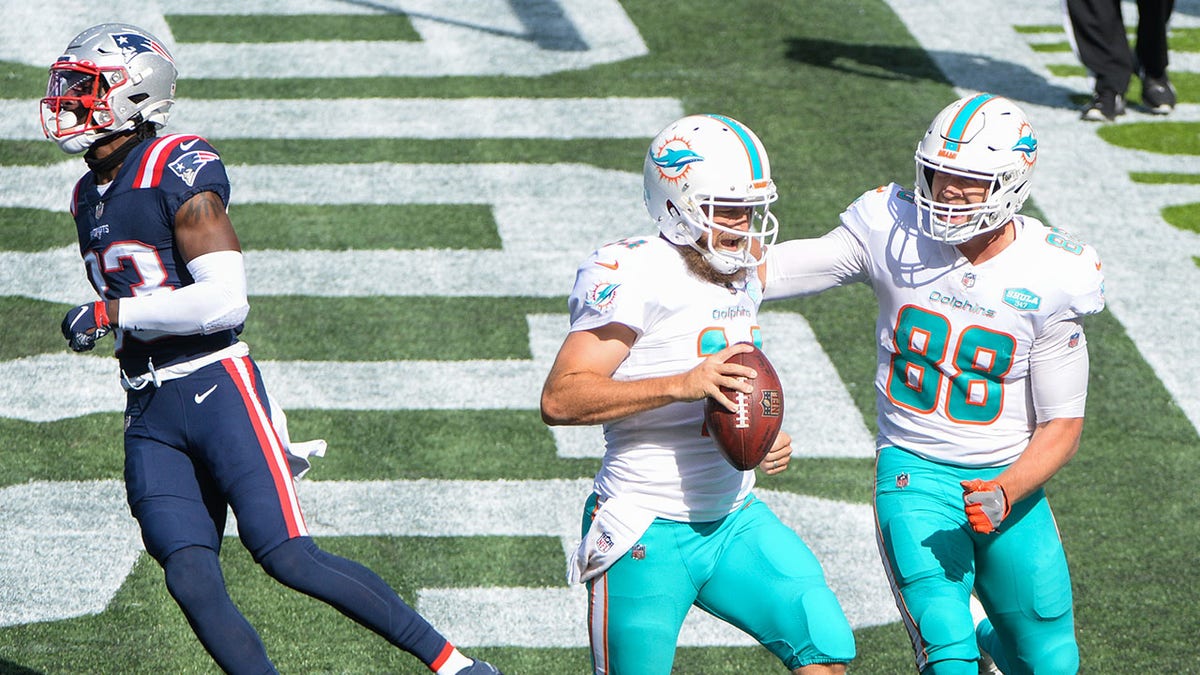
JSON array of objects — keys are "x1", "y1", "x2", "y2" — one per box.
[
  {"x1": 169, "y1": 150, "x2": 220, "y2": 188},
  {"x1": 111, "y1": 32, "x2": 174, "y2": 64}
]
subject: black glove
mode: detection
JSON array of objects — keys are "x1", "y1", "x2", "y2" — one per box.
[{"x1": 61, "y1": 301, "x2": 111, "y2": 352}]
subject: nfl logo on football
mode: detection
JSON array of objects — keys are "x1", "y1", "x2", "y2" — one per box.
[{"x1": 760, "y1": 390, "x2": 782, "y2": 417}]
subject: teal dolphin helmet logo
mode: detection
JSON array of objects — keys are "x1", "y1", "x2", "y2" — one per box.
[
  {"x1": 650, "y1": 138, "x2": 704, "y2": 182},
  {"x1": 1012, "y1": 134, "x2": 1037, "y2": 157},
  {"x1": 651, "y1": 147, "x2": 704, "y2": 171}
]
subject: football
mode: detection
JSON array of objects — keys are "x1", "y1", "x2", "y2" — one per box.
[{"x1": 703, "y1": 344, "x2": 785, "y2": 471}]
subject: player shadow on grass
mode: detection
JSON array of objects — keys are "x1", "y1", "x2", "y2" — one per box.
[
  {"x1": 785, "y1": 37, "x2": 1081, "y2": 113},
  {"x1": 0, "y1": 660, "x2": 41, "y2": 675}
]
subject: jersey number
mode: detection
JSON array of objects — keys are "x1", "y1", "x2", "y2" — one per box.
[
  {"x1": 886, "y1": 305, "x2": 1015, "y2": 424},
  {"x1": 83, "y1": 241, "x2": 171, "y2": 298},
  {"x1": 83, "y1": 242, "x2": 172, "y2": 350}
]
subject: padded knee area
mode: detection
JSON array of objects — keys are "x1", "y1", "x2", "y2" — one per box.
[
  {"x1": 917, "y1": 596, "x2": 976, "y2": 663},
  {"x1": 162, "y1": 545, "x2": 274, "y2": 672},
  {"x1": 260, "y1": 537, "x2": 323, "y2": 592},
  {"x1": 922, "y1": 659, "x2": 978, "y2": 675},
  {"x1": 799, "y1": 587, "x2": 855, "y2": 659},
  {"x1": 164, "y1": 545, "x2": 225, "y2": 608},
  {"x1": 256, "y1": 536, "x2": 444, "y2": 663},
  {"x1": 1026, "y1": 639, "x2": 1079, "y2": 674}
]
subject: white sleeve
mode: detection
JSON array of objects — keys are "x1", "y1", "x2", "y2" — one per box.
[
  {"x1": 762, "y1": 227, "x2": 868, "y2": 300},
  {"x1": 1030, "y1": 317, "x2": 1090, "y2": 421},
  {"x1": 117, "y1": 250, "x2": 250, "y2": 335}
]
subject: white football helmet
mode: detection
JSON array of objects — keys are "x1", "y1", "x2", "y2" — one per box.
[
  {"x1": 644, "y1": 114, "x2": 778, "y2": 274},
  {"x1": 41, "y1": 23, "x2": 177, "y2": 154},
  {"x1": 914, "y1": 94, "x2": 1037, "y2": 244}
]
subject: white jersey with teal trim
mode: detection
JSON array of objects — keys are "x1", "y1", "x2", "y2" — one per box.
[
  {"x1": 567, "y1": 236, "x2": 762, "y2": 522},
  {"x1": 840, "y1": 183, "x2": 1105, "y2": 466}
]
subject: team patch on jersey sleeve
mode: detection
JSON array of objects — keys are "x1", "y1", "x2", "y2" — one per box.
[
  {"x1": 584, "y1": 281, "x2": 620, "y2": 311},
  {"x1": 132, "y1": 134, "x2": 215, "y2": 189},
  {"x1": 168, "y1": 150, "x2": 221, "y2": 187}
]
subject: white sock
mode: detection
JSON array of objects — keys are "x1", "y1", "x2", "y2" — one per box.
[{"x1": 434, "y1": 648, "x2": 473, "y2": 675}]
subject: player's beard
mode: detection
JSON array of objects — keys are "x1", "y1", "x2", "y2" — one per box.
[{"x1": 675, "y1": 242, "x2": 750, "y2": 287}]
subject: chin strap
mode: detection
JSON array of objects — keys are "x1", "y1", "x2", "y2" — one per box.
[{"x1": 84, "y1": 123, "x2": 157, "y2": 174}]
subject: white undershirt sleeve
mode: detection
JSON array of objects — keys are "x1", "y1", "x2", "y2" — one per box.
[
  {"x1": 1029, "y1": 317, "x2": 1090, "y2": 422},
  {"x1": 762, "y1": 227, "x2": 869, "y2": 300},
  {"x1": 117, "y1": 250, "x2": 250, "y2": 335}
]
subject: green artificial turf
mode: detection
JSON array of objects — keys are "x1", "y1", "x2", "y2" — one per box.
[{"x1": 1, "y1": 1, "x2": 1198, "y2": 672}]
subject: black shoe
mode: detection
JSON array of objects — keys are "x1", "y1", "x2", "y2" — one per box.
[
  {"x1": 1141, "y1": 74, "x2": 1176, "y2": 114},
  {"x1": 1081, "y1": 90, "x2": 1125, "y2": 122},
  {"x1": 457, "y1": 660, "x2": 503, "y2": 675}
]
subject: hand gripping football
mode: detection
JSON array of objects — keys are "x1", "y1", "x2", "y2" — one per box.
[{"x1": 703, "y1": 344, "x2": 785, "y2": 471}]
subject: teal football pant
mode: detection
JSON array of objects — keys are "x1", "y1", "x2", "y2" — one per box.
[
  {"x1": 874, "y1": 445, "x2": 1079, "y2": 674},
  {"x1": 581, "y1": 493, "x2": 855, "y2": 674}
]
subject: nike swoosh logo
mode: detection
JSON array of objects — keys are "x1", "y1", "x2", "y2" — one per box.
[
  {"x1": 180, "y1": 138, "x2": 200, "y2": 151},
  {"x1": 194, "y1": 385, "x2": 218, "y2": 404},
  {"x1": 68, "y1": 306, "x2": 90, "y2": 330},
  {"x1": 594, "y1": 260, "x2": 619, "y2": 270}
]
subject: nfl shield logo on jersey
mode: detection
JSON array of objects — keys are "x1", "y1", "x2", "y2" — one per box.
[
  {"x1": 896, "y1": 472, "x2": 909, "y2": 489},
  {"x1": 596, "y1": 532, "x2": 613, "y2": 553},
  {"x1": 961, "y1": 272, "x2": 976, "y2": 288}
]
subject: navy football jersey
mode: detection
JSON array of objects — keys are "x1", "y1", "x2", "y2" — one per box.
[{"x1": 71, "y1": 133, "x2": 239, "y2": 377}]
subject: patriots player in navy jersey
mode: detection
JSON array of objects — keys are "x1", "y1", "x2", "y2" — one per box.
[{"x1": 43, "y1": 23, "x2": 501, "y2": 675}]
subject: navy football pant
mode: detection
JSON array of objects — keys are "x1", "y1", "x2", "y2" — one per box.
[{"x1": 125, "y1": 355, "x2": 449, "y2": 671}]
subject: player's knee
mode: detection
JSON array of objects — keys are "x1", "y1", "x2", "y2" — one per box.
[
  {"x1": 1027, "y1": 638, "x2": 1079, "y2": 674},
  {"x1": 916, "y1": 596, "x2": 976, "y2": 663},
  {"x1": 798, "y1": 587, "x2": 856, "y2": 661},
  {"x1": 163, "y1": 545, "x2": 225, "y2": 607},
  {"x1": 259, "y1": 536, "x2": 320, "y2": 589},
  {"x1": 920, "y1": 659, "x2": 978, "y2": 675}
]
